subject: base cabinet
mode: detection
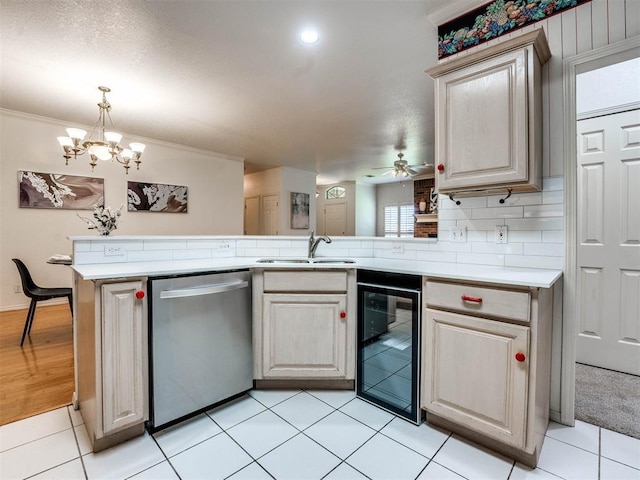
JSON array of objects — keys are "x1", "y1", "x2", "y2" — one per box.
[
  {"x1": 424, "y1": 309, "x2": 529, "y2": 448},
  {"x1": 263, "y1": 293, "x2": 348, "y2": 378},
  {"x1": 253, "y1": 269, "x2": 356, "y2": 383},
  {"x1": 422, "y1": 279, "x2": 553, "y2": 467},
  {"x1": 75, "y1": 277, "x2": 148, "y2": 451}
]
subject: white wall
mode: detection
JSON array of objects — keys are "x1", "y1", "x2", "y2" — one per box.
[
  {"x1": 244, "y1": 166, "x2": 317, "y2": 236},
  {"x1": 316, "y1": 181, "x2": 357, "y2": 236},
  {"x1": 280, "y1": 167, "x2": 317, "y2": 236},
  {"x1": 375, "y1": 181, "x2": 414, "y2": 236},
  {"x1": 355, "y1": 183, "x2": 376, "y2": 236},
  {"x1": 576, "y1": 57, "x2": 640, "y2": 115},
  {"x1": 0, "y1": 110, "x2": 245, "y2": 310}
]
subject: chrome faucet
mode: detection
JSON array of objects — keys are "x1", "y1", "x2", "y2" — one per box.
[{"x1": 308, "y1": 231, "x2": 332, "y2": 258}]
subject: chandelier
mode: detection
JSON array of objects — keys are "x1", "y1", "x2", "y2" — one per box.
[{"x1": 57, "y1": 86, "x2": 145, "y2": 174}]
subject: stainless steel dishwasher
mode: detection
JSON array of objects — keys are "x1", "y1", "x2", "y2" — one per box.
[{"x1": 147, "y1": 270, "x2": 252, "y2": 432}]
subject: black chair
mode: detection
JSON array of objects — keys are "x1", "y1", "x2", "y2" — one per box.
[{"x1": 12, "y1": 258, "x2": 72, "y2": 347}]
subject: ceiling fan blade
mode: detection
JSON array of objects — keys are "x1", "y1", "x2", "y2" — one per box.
[
  {"x1": 406, "y1": 167, "x2": 418, "y2": 175},
  {"x1": 371, "y1": 166, "x2": 393, "y2": 170},
  {"x1": 379, "y1": 169, "x2": 394, "y2": 176}
]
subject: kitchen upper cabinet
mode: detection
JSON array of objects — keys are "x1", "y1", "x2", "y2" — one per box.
[
  {"x1": 75, "y1": 276, "x2": 148, "y2": 451},
  {"x1": 422, "y1": 279, "x2": 554, "y2": 468},
  {"x1": 253, "y1": 269, "x2": 356, "y2": 383},
  {"x1": 426, "y1": 29, "x2": 550, "y2": 196}
]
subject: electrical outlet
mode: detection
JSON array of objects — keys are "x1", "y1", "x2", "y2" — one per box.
[
  {"x1": 218, "y1": 241, "x2": 231, "y2": 250},
  {"x1": 391, "y1": 243, "x2": 404, "y2": 253},
  {"x1": 451, "y1": 226, "x2": 467, "y2": 243},
  {"x1": 105, "y1": 246, "x2": 124, "y2": 256},
  {"x1": 13, "y1": 285, "x2": 22, "y2": 294},
  {"x1": 495, "y1": 225, "x2": 508, "y2": 244}
]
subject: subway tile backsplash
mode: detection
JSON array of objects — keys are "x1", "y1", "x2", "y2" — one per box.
[{"x1": 72, "y1": 177, "x2": 564, "y2": 270}]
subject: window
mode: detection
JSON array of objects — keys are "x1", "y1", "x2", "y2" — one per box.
[
  {"x1": 325, "y1": 186, "x2": 346, "y2": 200},
  {"x1": 384, "y1": 204, "x2": 414, "y2": 237}
]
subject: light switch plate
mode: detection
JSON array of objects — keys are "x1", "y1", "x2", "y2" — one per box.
[
  {"x1": 392, "y1": 243, "x2": 404, "y2": 253},
  {"x1": 451, "y1": 226, "x2": 466, "y2": 243},
  {"x1": 218, "y1": 241, "x2": 231, "y2": 250},
  {"x1": 495, "y1": 225, "x2": 508, "y2": 244}
]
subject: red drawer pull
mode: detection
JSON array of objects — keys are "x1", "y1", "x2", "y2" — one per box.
[
  {"x1": 515, "y1": 352, "x2": 526, "y2": 362},
  {"x1": 340, "y1": 311, "x2": 346, "y2": 319},
  {"x1": 135, "y1": 290, "x2": 145, "y2": 299},
  {"x1": 437, "y1": 163, "x2": 445, "y2": 172},
  {"x1": 461, "y1": 295, "x2": 482, "y2": 303}
]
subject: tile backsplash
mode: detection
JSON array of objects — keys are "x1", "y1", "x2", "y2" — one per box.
[{"x1": 72, "y1": 177, "x2": 563, "y2": 270}]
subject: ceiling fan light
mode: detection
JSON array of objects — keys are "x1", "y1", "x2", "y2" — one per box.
[{"x1": 121, "y1": 148, "x2": 134, "y2": 160}]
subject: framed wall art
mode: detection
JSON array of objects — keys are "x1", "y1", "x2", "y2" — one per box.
[
  {"x1": 127, "y1": 181, "x2": 188, "y2": 213},
  {"x1": 290, "y1": 192, "x2": 310, "y2": 229},
  {"x1": 18, "y1": 171, "x2": 104, "y2": 210}
]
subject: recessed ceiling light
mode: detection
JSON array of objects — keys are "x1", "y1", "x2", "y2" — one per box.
[{"x1": 300, "y1": 29, "x2": 319, "y2": 44}]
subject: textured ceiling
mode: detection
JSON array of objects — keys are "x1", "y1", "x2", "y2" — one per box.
[{"x1": 0, "y1": 0, "x2": 451, "y2": 184}]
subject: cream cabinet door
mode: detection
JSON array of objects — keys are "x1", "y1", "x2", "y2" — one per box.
[
  {"x1": 434, "y1": 48, "x2": 529, "y2": 191},
  {"x1": 263, "y1": 293, "x2": 348, "y2": 378},
  {"x1": 422, "y1": 308, "x2": 530, "y2": 449},
  {"x1": 101, "y1": 281, "x2": 146, "y2": 435}
]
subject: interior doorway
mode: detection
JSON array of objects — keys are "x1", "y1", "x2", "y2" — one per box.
[{"x1": 563, "y1": 36, "x2": 640, "y2": 428}]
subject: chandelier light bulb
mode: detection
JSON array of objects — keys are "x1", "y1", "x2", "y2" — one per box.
[
  {"x1": 89, "y1": 145, "x2": 112, "y2": 161},
  {"x1": 129, "y1": 142, "x2": 146, "y2": 153},
  {"x1": 104, "y1": 131, "x2": 122, "y2": 143},
  {"x1": 57, "y1": 136, "x2": 74, "y2": 147},
  {"x1": 66, "y1": 128, "x2": 87, "y2": 141},
  {"x1": 121, "y1": 148, "x2": 134, "y2": 160}
]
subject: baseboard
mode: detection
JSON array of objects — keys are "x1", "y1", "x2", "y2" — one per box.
[{"x1": 0, "y1": 298, "x2": 68, "y2": 312}]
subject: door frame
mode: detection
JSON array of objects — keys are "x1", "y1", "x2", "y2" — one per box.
[{"x1": 561, "y1": 35, "x2": 640, "y2": 425}]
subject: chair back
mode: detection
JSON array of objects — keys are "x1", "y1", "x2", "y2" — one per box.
[{"x1": 12, "y1": 258, "x2": 38, "y2": 298}]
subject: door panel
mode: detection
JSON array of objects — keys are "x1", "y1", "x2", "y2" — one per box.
[{"x1": 576, "y1": 109, "x2": 640, "y2": 375}]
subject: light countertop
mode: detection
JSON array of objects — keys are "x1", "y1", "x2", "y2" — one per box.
[{"x1": 72, "y1": 257, "x2": 561, "y2": 288}]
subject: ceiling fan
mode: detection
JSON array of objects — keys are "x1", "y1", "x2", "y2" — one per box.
[{"x1": 372, "y1": 153, "x2": 423, "y2": 178}]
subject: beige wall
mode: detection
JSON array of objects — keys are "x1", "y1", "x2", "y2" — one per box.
[{"x1": 0, "y1": 110, "x2": 244, "y2": 310}]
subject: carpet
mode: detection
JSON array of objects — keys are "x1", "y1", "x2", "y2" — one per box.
[{"x1": 575, "y1": 363, "x2": 640, "y2": 439}]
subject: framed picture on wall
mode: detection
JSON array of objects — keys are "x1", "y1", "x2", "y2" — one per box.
[
  {"x1": 18, "y1": 171, "x2": 104, "y2": 209},
  {"x1": 127, "y1": 181, "x2": 188, "y2": 213},
  {"x1": 290, "y1": 192, "x2": 310, "y2": 229}
]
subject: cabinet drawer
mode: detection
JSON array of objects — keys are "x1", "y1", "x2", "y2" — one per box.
[
  {"x1": 425, "y1": 280, "x2": 530, "y2": 322},
  {"x1": 264, "y1": 270, "x2": 348, "y2": 292}
]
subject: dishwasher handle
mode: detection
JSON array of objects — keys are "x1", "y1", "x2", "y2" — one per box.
[{"x1": 159, "y1": 280, "x2": 249, "y2": 299}]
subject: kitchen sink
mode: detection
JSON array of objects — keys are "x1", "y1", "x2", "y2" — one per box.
[
  {"x1": 256, "y1": 258, "x2": 356, "y2": 264},
  {"x1": 311, "y1": 259, "x2": 356, "y2": 264},
  {"x1": 256, "y1": 258, "x2": 310, "y2": 263}
]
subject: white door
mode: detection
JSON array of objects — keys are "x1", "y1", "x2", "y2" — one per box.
[
  {"x1": 244, "y1": 196, "x2": 260, "y2": 235},
  {"x1": 262, "y1": 194, "x2": 279, "y2": 235},
  {"x1": 324, "y1": 202, "x2": 347, "y2": 236},
  {"x1": 576, "y1": 109, "x2": 640, "y2": 375}
]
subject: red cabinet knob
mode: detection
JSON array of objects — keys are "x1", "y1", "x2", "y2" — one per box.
[
  {"x1": 340, "y1": 311, "x2": 346, "y2": 319},
  {"x1": 135, "y1": 290, "x2": 145, "y2": 299},
  {"x1": 515, "y1": 352, "x2": 526, "y2": 362},
  {"x1": 437, "y1": 163, "x2": 445, "y2": 172}
]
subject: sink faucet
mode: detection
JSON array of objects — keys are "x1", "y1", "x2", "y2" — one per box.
[{"x1": 308, "y1": 231, "x2": 332, "y2": 258}]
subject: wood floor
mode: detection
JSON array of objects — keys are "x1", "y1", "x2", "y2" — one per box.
[{"x1": 0, "y1": 303, "x2": 74, "y2": 426}]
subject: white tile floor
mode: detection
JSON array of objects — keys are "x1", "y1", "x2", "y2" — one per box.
[{"x1": 1, "y1": 389, "x2": 639, "y2": 480}]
